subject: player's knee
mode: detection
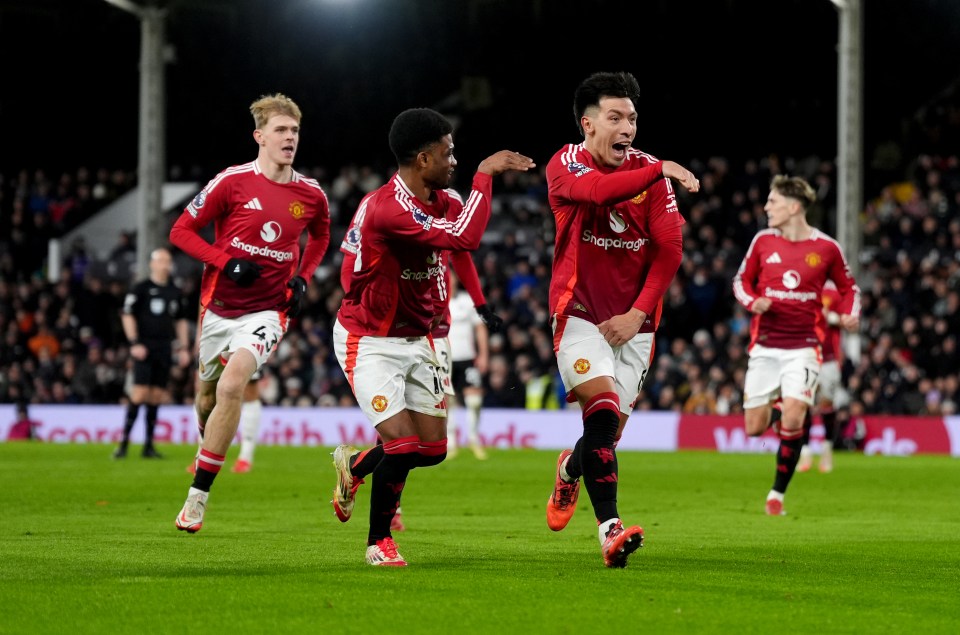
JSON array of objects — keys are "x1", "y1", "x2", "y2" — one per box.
[
  {"x1": 195, "y1": 392, "x2": 216, "y2": 419},
  {"x1": 215, "y1": 375, "x2": 246, "y2": 404},
  {"x1": 779, "y1": 413, "x2": 806, "y2": 433}
]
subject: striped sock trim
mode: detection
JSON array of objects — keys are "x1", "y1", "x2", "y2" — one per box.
[
  {"x1": 779, "y1": 428, "x2": 804, "y2": 441},
  {"x1": 198, "y1": 449, "x2": 226, "y2": 473},
  {"x1": 583, "y1": 391, "x2": 620, "y2": 420},
  {"x1": 383, "y1": 436, "x2": 420, "y2": 455}
]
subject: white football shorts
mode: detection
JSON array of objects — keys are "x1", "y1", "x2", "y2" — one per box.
[
  {"x1": 333, "y1": 318, "x2": 447, "y2": 425},
  {"x1": 197, "y1": 309, "x2": 286, "y2": 383},
  {"x1": 743, "y1": 344, "x2": 821, "y2": 409},
  {"x1": 816, "y1": 359, "x2": 841, "y2": 403},
  {"x1": 552, "y1": 314, "x2": 654, "y2": 416},
  {"x1": 435, "y1": 336, "x2": 456, "y2": 397}
]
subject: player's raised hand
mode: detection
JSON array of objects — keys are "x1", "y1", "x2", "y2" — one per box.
[
  {"x1": 661, "y1": 160, "x2": 700, "y2": 193},
  {"x1": 477, "y1": 150, "x2": 536, "y2": 176}
]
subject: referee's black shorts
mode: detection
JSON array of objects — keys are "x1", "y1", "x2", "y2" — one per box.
[{"x1": 132, "y1": 342, "x2": 172, "y2": 387}]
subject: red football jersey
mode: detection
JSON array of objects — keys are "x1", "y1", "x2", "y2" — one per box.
[
  {"x1": 170, "y1": 160, "x2": 330, "y2": 318},
  {"x1": 732, "y1": 228, "x2": 861, "y2": 350},
  {"x1": 337, "y1": 171, "x2": 492, "y2": 337},
  {"x1": 546, "y1": 144, "x2": 683, "y2": 333},
  {"x1": 339, "y1": 189, "x2": 487, "y2": 339}
]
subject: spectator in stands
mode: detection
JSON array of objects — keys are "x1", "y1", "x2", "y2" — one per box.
[
  {"x1": 106, "y1": 231, "x2": 138, "y2": 283},
  {"x1": 7, "y1": 402, "x2": 40, "y2": 440},
  {"x1": 1, "y1": 92, "x2": 958, "y2": 421},
  {"x1": 27, "y1": 312, "x2": 60, "y2": 360}
]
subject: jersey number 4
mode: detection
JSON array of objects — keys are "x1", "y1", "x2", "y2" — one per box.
[{"x1": 253, "y1": 325, "x2": 278, "y2": 355}]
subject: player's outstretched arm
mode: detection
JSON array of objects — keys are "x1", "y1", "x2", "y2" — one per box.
[
  {"x1": 477, "y1": 150, "x2": 536, "y2": 176},
  {"x1": 660, "y1": 161, "x2": 700, "y2": 192}
]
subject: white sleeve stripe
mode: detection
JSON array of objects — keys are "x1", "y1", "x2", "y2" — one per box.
[
  {"x1": 448, "y1": 189, "x2": 482, "y2": 236},
  {"x1": 389, "y1": 182, "x2": 482, "y2": 237},
  {"x1": 633, "y1": 149, "x2": 660, "y2": 163},
  {"x1": 204, "y1": 163, "x2": 254, "y2": 194},
  {"x1": 444, "y1": 187, "x2": 464, "y2": 205},
  {"x1": 732, "y1": 233, "x2": 764, "y2": 305},
  {"x1": 450, "y1": 190, "x2": 482, "y2": 235},
  {"x1": 560, "y1": 143, "x2": 581, "y2": 166}
]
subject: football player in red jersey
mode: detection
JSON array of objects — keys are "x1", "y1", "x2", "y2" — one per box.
[
  {"x1": 733, "y1": 175, "x2": 860, "y2": 516},
  {"x1": 329, "y1": 108, "x2": 533, "y2": 565},
  {"x1": 336, "y1": 214, "x2": 497, "y2": 533},
  {"x1": 169, "y1": 93, "x2": 330, "y2": 533},
  {"x1": 542, "y1": 71, "x2": 700, "y2": 568},
  {"x1": 797, "y1": 282, "x2": 847, "y2": 473}
]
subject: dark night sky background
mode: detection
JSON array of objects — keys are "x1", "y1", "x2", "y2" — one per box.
[{"x1": 3, "y1": 0, "x2": 960, "y2": 187}]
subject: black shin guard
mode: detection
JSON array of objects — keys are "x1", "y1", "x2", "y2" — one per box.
[
  {"x1": 772, "y1": 430, "x2": 805, "y2": 494},
  {"x1": 800, "y1": 413, "x2": 813, "y2": 446},
  {"x1": 351, "y1": 445, "x2": 385, "y2": 479},
  {"x1": 581, "y1": 408, "x2": 620, "y2": 522},
  {"x1": 368, "y1": 453, "x2": 417, "y2": 544},
  {"x1": 412, "y1": 447, "x2": 446, "y2": 468},
  {"x1": 822, "y1": 410, "x2": 837, "y2": 447},
  {"x1": 769, "y1": 406, "x2": 782, "y2": 430},
  {"x1": 565, "y1": 437, "x2": 584, "y2": 481}
]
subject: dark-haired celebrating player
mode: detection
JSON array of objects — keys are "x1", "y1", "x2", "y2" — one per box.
[
  {"x1": 733, "y1": 175, "x2": 860, "y2": 516},
  {"x1": 169, "y1": 93, "x2": 330, "y2": 533},
  {"x1": 330, "y1": 107, "x2": 533, "y2": 566},
  {"x1": 543, "y1": 71, "x2": 700, "y2": 568}
]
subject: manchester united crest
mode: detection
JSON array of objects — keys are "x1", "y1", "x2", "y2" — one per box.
[
  {"x1": 574, "y1": 358, "x2": 591, "y2": 374},
  {"x1": 630, "y1": 191, "x2": 648, "y2": 204},
  {"x1": 805, "y1": 253, "x2": 822, "y2": 267},
  {"x1": 371, "y1": 395, "x2": 388, "y2": 413},
  {"x1": 289, "y1": 200, "x2": 305, "y2": 219}
]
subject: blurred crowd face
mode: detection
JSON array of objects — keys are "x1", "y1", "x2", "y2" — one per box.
[{"x1": 149, "y1": 248, "x2": 173, "y2": 283}]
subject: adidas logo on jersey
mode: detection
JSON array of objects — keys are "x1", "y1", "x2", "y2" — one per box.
[
  {"x1": 234, "y1": 263, "x2": 241, "y2": 273},
  {"x1": 243, "y1": 198, "x2": 263, "y2": 210},
  {"x1": 766, "y1": 252, "x2": 782, "y2": 264}
]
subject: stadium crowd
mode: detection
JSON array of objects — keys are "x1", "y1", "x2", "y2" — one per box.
[{"x1": 2, "y1": 116, "x2": 959, "y2": 431}]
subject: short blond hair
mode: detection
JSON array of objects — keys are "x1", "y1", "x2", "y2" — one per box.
[
  {"x1": 249, "y1": 93, "x2": 302, "y2": 130},
  {"x1": 770, "y1": 174, "x2": 817, "y2": 210}
]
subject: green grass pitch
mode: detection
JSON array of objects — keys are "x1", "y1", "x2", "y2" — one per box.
[{"x1": 1, "y1": 442, "x2": 958, "y2": 634}]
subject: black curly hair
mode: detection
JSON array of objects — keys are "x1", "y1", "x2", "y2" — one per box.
[{"x1": 388, "y1": 108, "x2": 454, "y2": 165}]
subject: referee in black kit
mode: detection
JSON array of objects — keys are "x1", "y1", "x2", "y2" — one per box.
[{"x1": 113, "y1": 247, "x2": 191, "y2": 459}]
